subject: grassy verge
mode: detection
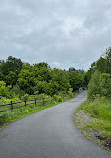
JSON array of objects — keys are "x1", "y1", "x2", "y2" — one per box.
[
  {"x1": 74, "y1": 97, "x2": 111, "y2": 151},
  {"x1": 0, "y1": 94, "x2": 76, "y2": 129}
]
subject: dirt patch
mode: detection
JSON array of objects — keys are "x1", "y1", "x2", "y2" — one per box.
[
  {"x1": 75, "y1": 110, "x2": 111, "y2": 151},
  {"x1": 96, "y1": 135, "x2": 111, "y2": 150}
]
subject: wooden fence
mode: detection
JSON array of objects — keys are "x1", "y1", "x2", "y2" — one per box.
[
  {"x1": 0, "y1": 93, "x2": 70, "y2": 113},
  {"x1": 0, "y1": 97, "x2": 52, "y2": 113}
]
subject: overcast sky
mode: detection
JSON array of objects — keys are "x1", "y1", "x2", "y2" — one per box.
[{"x1": 0, "y1": 0, "x2": 111, "y2": 70}]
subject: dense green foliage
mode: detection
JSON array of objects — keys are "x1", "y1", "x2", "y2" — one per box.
[
  {"x1": 0, "y1": 47, "x2": 110, "y2": 100},
  {"x1": 85, "y1": 47, "x2": 111, "y2": 83},
  {"x1": 0, "y1": 56, "x2": 85, "y2": 99},
  {"x1": 87, "y1": 47, "x2": 111, "y2": 99},
  {"x1": 88, "y1": 71, "x2": 111, "y2": 99},
  {"x1": 0, "y1": 81, "x2": 10, "y2": 98},
  {"x1": 0, "y1": 56, "x2": 23, "y2": 76}
]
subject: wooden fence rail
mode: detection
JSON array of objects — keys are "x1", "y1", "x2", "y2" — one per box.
[
  {"x1": 0, "y1": 97, "x2": 53, "y2": 113},
  {"x1": 0, "y1": 92, "x2": 76, "y2": 113}
]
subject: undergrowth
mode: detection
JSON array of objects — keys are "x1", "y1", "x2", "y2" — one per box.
[{"x1": 76, "y1": 97, "x2": 111, "y2": 138}]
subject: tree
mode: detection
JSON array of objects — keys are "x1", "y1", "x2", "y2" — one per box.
[
  {"x1": 10, "y1": 84, "x2": 25, "y2": 99},
  {"x1": 105, "y1": 48, "x2": 111, "y2": 74},
  {"x1": 34, "y1": 62, "x2": 50, "y2": 69},
  {"x1": 18, "y1": 69, "x2": 36, "y2": 94},
  {"x1": 88, "y1": 71, "x2": 101, "y2": 99},
  {"x1": 68, "y1": 67, "x2": 76, "y2": 72},
  {"x1": 5, "y1": 71, "x2": 18, "y2": 86},
  {"x1": 88, "y1": 47, "x2": 111, "y2": 77},
  {"x1": 83, "y1": 72, "x2": 90, "y2": 87},
  {"x1": 0, "y1": 72, "x2": 5, "y2": 81},
  {"x1": 33, "y1": 81, "x2": 47, "y2": 94},
  {"x1": 51, "y1": 68, "x2": 70, "y2": 93},
  {"x1": 69, "y1": 71, "x2": 84, "y2": 91},
  {"x1": 0, "y1": 56, "x2": 23, "y2": 76},
  {"x1": 76, "y1": 69, "x2": 85, "y2": 75},
  {"x1": 45, "y1": 81, "x2": 60, "y2": 96},
  {"x1": 0, "y1": 81, "x2": 9, "y2": 97},
  {"x1": 88, "y1": 71, "x2": 111, "y2": 99},
  {"x1": 95, "y1": 57, "x2": 107, "y2": 73},
  {"x1": 99, "y1": 73, "x2": 111, "y2": 98},
  {"x1": 37, "y1": 67, "x2": 51, "y2": 82}
]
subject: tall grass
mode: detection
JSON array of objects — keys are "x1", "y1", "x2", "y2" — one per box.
[
  {"x1": 79, "y1": 97, "x2": 111, "y2": 121},
  {"x1": 77, "y1": 97, "x2": 111, "y2": 137}
]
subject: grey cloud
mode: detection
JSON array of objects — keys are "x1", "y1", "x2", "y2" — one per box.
[{"x1": 0, "y1": 0, "x2": 111, "y2": 70}]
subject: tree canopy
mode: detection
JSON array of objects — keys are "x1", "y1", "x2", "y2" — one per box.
[
  {"x1": 1, "y1": 47, "x2": 110, "y2": 99},
  {"x1": 0, "y1": 56, "x2": 86, "y2": 98}
]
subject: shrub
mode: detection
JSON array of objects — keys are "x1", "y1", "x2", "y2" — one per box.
[
  {"x1": 34, "y1": 91, "x2": 39, "y2": 98},
  {"x1": 53, "y1": 95, "x2": 63, "y2": 102},
  {"x1": 88, "y1": 71, "x2": 111, "y2": 99},
  {"x1": 57, "y1": 96, "x2": 63, "y2": 102},
  {"x1": 68, "y1": 88, "x2": 73, "y2": 97},
  {"x1": 0, "y1": 81, "x2": 10, "y2": 97},
  {"x1": 21, "y1": 94, "x2": 29, "y2": 101}
]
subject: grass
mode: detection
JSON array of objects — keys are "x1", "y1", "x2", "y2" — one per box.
[
  {"x1": 75, "y1": 97, "x2": 111, "y2": 151},
  {"x1": 75, "y1": 97, "x2": 111, "y2": 137},
  {"x1": 0, "y1": 94, "x2": 77, "y2": 129}
]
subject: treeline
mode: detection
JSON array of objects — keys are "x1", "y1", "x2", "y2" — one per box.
[
  {"x1": 0, "y1": 56, "x2": 86, "y2": 99},
  {"x1": 87, "y1": 47, "x2": 111, "y2": 99},
  {"x1": 0, "y1": 47, "x2": 111, "y2": 100}
]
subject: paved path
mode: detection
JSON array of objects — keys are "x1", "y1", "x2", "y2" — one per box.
[{"x1": 0, "y1": 91, "x2": 110, "y2": 158}]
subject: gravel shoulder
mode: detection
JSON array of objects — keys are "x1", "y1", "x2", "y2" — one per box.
[{"x1": 75, "y1": 110, "x2": 111, "y2": 151}]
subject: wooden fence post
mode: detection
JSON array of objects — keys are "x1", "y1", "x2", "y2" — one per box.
[
  {"x1": 25, "y1": 100, "x2": 26, "y2": 107},
  {"x1": 35, "y1": 98, "x2": 36, "y2": 105},
  {"x1": 11, "y1": 101, "x2": 13, "y2": 111},
  {"x1": 43, "y1": 98, "x2": 45, "y2": 106},
  {"x1": 53, "y1": 95, "x2": 55, "y2": 101}
]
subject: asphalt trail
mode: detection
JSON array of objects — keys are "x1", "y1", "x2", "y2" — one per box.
[{"x1": 0, "y1": 91, "x2": 111, "y2": 158}]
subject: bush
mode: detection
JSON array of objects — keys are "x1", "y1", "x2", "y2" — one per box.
[
  {"x1": 57, "y1": 96, "x2": 63, "y2": 102},
  {"x1": 88, "y1": 70, "x2": 111, "y2": 99},
  {"x1": 34, "y1": 91, "x2": 39, "y2": 99},
  {"x1": 0, "y1": 97, "x2": 20, "y2": 104},
  {"x1": 53, "y1": 95, "x2": 63, "y2": 102},
  {"x1": 21, "y1": 94, "x2": 29, "y2": 101},
  {"x1": 0, "y1": 81, "x2": 10, "y2": 97},
  {"x1": 10, "y1": 84, "x2": 25, "y2": 99},
  {"x1": 68, "y1": 88, "x2": 73, "y2": 97}
]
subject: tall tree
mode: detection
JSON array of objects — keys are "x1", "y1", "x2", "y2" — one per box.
[
  {"x1": 69, "y1": 71, "x2": 84, "y2": 91},
  {"x1": 5, "y1": 71, "x2": 18, "y2": 86},
  {"x1": 105, "y1": 48, "x2": 111, "y2": 74},
  {"x1": 0, "y1": 56, "x2": 23, "y2": 76},
  {"x1": 34, "y1": 62, "x2": 50, "y2": 69}
]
